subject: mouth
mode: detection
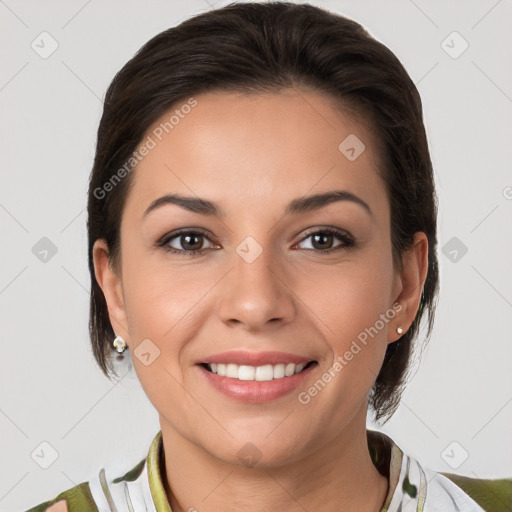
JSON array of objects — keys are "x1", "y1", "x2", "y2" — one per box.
[
  {"x1": 200, "y1": 360, "x2": 318, "y2": 381},
  {"x1": 195, "y1": 350, "x2": 319, "y2": 402},
  {"x1": 196, "y1": 351, "x2": 319, "y2": 404}
]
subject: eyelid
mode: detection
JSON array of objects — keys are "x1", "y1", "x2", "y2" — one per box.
[
  {"x1": 157, "y1": 226, "x2": 355, "y2": 256},
  {"x1": 156, "y1": 227, "x2": 214, "y2": 246},
  {"x1": 294, "y1": 226, "x2": 354, "y2": 250},
  {"x1": 298, "y1": 226, "x2": 353, "y2": 242},
  {"x1": 157, "y1": 228, "x2": 219, "y2": 256}
]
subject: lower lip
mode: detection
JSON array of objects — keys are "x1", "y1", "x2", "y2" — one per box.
[{"x1": 197, "y1": 363, "x2": 316, "y2": 403}]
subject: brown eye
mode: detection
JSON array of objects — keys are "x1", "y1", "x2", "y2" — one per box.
[
  {"x1": 175, "y1": 233, "x2": 204, "y2": 251},
  {"x1": 158, "y1": 229, "x2": 217, "y2": 256},
  {"x1": 310, "y1": 232, "x2": 335, "y2": 250},
  {"x1": 297, "y1": 228, "x2": 354, "y2": 253}
]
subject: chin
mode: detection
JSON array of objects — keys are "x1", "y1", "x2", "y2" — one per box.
[{"x1": 206, "y1": 430, "x2": 307, "y2": 469}]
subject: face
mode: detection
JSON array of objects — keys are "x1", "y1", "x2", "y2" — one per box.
[{"x1": 94, "y1": 88, "x2": 425, "y2": 467}]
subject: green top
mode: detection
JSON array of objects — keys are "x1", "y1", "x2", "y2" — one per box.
[{"x1": 23, "y1": 429, "x2": 512, "y2": 512}]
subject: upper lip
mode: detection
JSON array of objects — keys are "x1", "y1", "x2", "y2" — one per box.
[{"x1": 198, "y1": 350, "x2": 315, "y2": 366}]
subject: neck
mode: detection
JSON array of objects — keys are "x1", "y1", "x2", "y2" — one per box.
[{"x1": 159, "y1": 407, "x2": 389, "y2": 512}]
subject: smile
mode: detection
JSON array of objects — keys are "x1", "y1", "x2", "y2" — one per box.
[
  {"x1": 202, "y1": 361, "x2": 315, "y2": 381},
  {"x1": 196, "y1": 350, "x2": 318, "y2": 402}
]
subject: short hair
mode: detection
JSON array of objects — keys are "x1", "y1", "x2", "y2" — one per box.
[{"x1": 87, "y1": 1, "x2": 439, "y2": 424}]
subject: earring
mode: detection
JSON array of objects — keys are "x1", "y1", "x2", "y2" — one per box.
[
  {"x1": 113, "y1": 335, "x2": 128, "y2": 353},
  {"x1": 396, "y1": 327, "x2": 404, "y2": 335}
]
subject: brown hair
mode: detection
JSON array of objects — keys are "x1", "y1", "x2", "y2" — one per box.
[{"x1": 87, "y1": 1, "x2": 439, "y2": 424}]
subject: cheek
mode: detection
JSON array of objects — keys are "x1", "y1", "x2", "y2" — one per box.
[
  {"x1": 120, "y1": 247, "x2": 220, "y2": 397},
  {"x1": 303, "y1": 254, "x2": 394, "y2": 345},
  {"x1": 293, "y1": 260, "x2": 394, "y2": 426},
  {"x1": 300, "y1": 250, "x2": 394, "y2": 393},
  {"x1": 120, "y1": 257, "x2": 211, "y2": 427},
  {"x1": 123, "y1": 263, "x2": 208, "y2": 350}
]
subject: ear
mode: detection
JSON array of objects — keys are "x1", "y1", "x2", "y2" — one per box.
[
  {"x1": 389, "y1": 231, "x2": 429, "y2": 343},
  {"x1": 92, "y1": 239, "x2": 130, "y2": 340}
]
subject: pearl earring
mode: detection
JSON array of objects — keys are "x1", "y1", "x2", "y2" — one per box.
[
  {"x1": 113, "y1": 335, "x2": 128, "y2": 353},
  {"x1": 396, "y1": 327, "x2": 404, "y2": 335}
]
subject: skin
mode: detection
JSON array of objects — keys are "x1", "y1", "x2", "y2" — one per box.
[{"x1": 94, "y1": 87, "x2": 428, "y2": 512}]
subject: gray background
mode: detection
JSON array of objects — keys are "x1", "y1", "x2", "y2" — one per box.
[{"x1": 1, "y1": 0, "x2": 511, "y2": 510}]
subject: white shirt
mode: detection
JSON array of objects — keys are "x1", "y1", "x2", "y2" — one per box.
[{"x1": 28, "y1": 429, "x2": 494, "y2": 511}]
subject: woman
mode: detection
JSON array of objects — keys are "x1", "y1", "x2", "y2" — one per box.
[{"x1": 24, "y1": 2, "x2": 511, "y2": 511}]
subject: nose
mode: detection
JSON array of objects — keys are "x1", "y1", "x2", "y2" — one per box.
[{"x1": 218, "y1": 242, "x2": 296, "y2": 332}]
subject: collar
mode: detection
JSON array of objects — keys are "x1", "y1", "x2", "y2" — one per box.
[
  {"x1": 147, "y1": 430, "x2": 172, "y2": 512},
  {"x1": 146, "y1": 429, "x2": 404, "y2": 512}
]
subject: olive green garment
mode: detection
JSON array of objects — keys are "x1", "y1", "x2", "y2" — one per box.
[{"x1": 23, "y1": 429, "x2": 512, "y2": 512}]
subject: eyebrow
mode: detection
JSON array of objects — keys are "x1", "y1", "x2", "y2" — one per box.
[{"x1": 143, "y1": 190, "x2": 374, "y2": 220}]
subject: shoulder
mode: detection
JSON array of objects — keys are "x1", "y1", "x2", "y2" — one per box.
[
  {"x1": 24, "y1": 431, "x2": 163, "y2": 511},
  {"x1": 439, "y1": 471, "x2": 512, "y2": 512},
  {"x1": 416, "y1": 465, "x2": 512, "y2": 512},
  {"x1": 22, "y1": 482, "x2": 97, "y2": 512},
  {"x1": 22, "y1": 457, "x2": 147, "y2": 512},
  {"x1": 370, "y1": 429, "x2": 512, "y2": 512}
]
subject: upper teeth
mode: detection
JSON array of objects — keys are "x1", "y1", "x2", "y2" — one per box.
[{"x1": 207, "y1": 362, "x2": 307, "y2": 381}]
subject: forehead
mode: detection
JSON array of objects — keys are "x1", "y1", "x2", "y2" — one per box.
[{"x1": 123, "y1": 88, "x2": 387, "y2": 221}]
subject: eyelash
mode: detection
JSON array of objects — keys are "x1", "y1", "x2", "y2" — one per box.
[{"x1": 157, "y1": 227, "x2": 355, "y2": 257}]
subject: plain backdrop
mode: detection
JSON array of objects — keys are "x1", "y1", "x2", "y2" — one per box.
[{"x1": 1, "y1": 0, "x2": 511, "y2": 510}]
